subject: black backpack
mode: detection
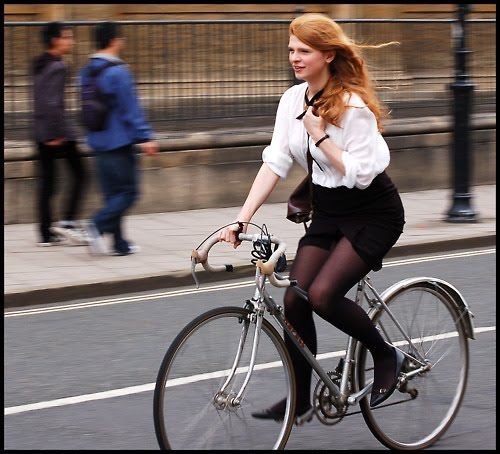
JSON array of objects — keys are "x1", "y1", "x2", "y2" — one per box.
[{"x1": 80, "y1": 61, "x2": 123, "y2": 132}]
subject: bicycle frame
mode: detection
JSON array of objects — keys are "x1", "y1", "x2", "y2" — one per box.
[
  {"x1": 190, "y1": 231, "x2": 448, "y2": 411},
  {"x1": 220, "y1": 267, "x2": 436, "y2": 410},
  {"x1": 217, "y1": 269, "x2": 364, "y2": 408}
]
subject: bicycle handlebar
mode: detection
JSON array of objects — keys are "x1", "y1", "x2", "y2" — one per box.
[{"x1": 190, "y1": 232, "x2": 293, "y2": 288}]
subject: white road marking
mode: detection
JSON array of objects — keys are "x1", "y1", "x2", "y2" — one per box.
[
  {"x1": 383, "y1": 248, "x2": 496, "y2": 267},
  {"x1": 4, "y1": 248, "x2": 495, "y2": 318},
  {"x1": 4, "y1": 326, "x2": 495, "y2": 416},
  {"x1": 4, "y1": 281, "x2": 256, "y2": 317}
]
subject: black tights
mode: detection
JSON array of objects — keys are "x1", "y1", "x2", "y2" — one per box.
[{"x1": 283, "y1": 237, "x2": 394, "y2": 408}]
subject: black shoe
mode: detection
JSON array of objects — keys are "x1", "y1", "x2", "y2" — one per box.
[
  {"x1": 370, "y1": 347, "x2": 405, "y2": 408},
  {"x1": 251, "y1": 398, "x2": 312, "y2": 423}
]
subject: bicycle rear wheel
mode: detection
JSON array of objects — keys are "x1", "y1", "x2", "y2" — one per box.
[
  {"x1": 355, "y1": 281, "x2": 469, "y2": 450},
  {"x1": 154, "y1": 306, "x2": 296, "y2": 450}
]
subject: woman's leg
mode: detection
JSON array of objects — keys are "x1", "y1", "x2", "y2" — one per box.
[
  {"x1": 307, "y1": 236, "x2": 397, "y2": 396},
  {"x1": 283, "y1": 244, "x2": 331, "y2": 409}
]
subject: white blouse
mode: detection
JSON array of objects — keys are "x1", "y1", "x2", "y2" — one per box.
[{"x1": 262, "y1": 82, "x2": 390, "y2": 189}]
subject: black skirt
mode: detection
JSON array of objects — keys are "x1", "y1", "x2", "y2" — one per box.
[{"x1": 298, "y1": 171, "x2": 405, "y2": 271}]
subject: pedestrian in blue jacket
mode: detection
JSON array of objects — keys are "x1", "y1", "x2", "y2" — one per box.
[{"x1": 80, "y1": 21, "x2": 159, "y2": 256}]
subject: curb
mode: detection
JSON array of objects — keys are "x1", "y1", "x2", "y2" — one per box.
[{"x1": 4, "y1": 234, "x2": 496, "y2": 309}]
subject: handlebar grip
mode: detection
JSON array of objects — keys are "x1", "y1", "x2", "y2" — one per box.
[
  {"x1": 192, "y1": 230, "x2": 289, "y2": 287},
  {"x1": 238, "y1": 232, "x2": 261, "y2": 242},
  {"x1": 202, "y1": 262, "x2": 233, "y2": 273},
  {"x1": 254, "y1": 241, "x2": 287, "y2": 275},
  {"x1": 267, "y1": 272, "x2": 293, "y2": 288},
  {"x1": 191, "y1": 234, "x2": 220, "y2": 264},
  {"x1": 192, "y1": 234, "x2": 235, "y2": 273}
]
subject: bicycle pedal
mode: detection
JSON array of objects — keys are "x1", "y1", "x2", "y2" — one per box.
[
  {"x1": 398, "y1": 381, "x2": 418, "y2": 398},
  {"x1": 295, "y1": 408, "x2": 314, "y2": 426}
]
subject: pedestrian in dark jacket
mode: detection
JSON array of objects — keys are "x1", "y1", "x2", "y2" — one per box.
[
  {"x1": 33, "y1": 21, "x2": 87, "y2": 246},
  {"x1": 79, "y1": 21, "x2": 159, "y2": 256}
]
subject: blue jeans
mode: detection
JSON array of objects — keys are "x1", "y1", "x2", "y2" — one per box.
[{"x1": 93, "y1": 144, "x2": 139, "y2": 253}]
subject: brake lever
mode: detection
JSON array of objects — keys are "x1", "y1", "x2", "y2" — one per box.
[
  {"x1": 191, "y1": 257, "x2": 200, "y2": 289},
  {"x1": 191, "y1": 223, "x2": 244, "y2": 289}
]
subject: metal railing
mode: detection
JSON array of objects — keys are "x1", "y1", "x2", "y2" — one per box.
[{"x1": 3, "y1": 19, "x2": 496, "y2": 141}]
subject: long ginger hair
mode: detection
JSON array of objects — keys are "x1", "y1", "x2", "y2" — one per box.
[{"x1": 290, "y1": 13, "x2": 397, "y2": 132}]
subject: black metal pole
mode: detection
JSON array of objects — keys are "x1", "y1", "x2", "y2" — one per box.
[{"x1": 446, "y1": 4, "x2": 477, "y2": 222}]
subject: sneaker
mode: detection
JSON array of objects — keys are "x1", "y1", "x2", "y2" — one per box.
[
  {"x1": 51, "y1": 223, "x2": 89, "y2": 246},
  {"x1": 111, "y1": 244, "x2": 141, "y2": 256},
  {"x1": 85, "y1": 222, "x2": 108, "y2": 255},
  {"x1": 37, "y1": 235, "x2": 63, "y2": 247}
]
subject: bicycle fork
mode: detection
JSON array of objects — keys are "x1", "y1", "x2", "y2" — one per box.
[{"x1": 214, "y1": 291, "x2": 265, "y2": 410}]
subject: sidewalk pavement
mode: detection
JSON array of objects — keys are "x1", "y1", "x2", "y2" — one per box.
[{"x1": 4, "y1": 184, "x2": 496, "y2": 308}]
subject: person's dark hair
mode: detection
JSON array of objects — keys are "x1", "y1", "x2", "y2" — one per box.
[
  {"x1": 42, "y1": 21, "x2": 70, "y2": 49},
  {"x1": 94, "y1": 21, "x2": 121, "y2": 50}
]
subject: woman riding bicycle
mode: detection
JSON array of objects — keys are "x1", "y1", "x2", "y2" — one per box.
[{"x1": 219, "y1": 13, "x2": 406, "y2": 419}]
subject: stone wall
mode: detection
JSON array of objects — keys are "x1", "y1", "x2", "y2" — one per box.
[{"x1": 4, "y1": 113, "x2": 495, "y2": 225}]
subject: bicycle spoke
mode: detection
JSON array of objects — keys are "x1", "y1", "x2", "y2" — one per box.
[
  {"x1": 154, "y1": 307, "x2": 296, "y2": 450},
  {"x1": 429, "y1": 338, "x2": 459, "y2": 369},
  {"x1": 424, "y1": 311, "x2": 458, "y2": 359},
  {"x1": 358, "y1": 283, "x2": 469, "y2": 450},
  {"x1": 409, "y1": 289, "x2": 424, "y2": 345}
]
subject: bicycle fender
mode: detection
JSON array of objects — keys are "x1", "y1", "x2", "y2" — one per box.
[{"x1": 379, "y1": 277, "x2": 475, "y2": 340}]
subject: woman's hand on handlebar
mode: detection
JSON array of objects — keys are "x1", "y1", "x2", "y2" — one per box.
[{"x1": 218, "y1": 221, "x2": 246, "y2": 249}]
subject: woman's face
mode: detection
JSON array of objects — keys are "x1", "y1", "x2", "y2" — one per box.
[{"x1": 288, "y1": 34, "x2": 333, "y2": 82}]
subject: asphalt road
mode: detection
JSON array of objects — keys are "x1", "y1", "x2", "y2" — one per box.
[{"x1": 4, "y1": 247, "x2": 496, "y2": 450}]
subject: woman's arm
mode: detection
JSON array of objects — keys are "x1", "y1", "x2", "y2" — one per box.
[
  {"x1": 303, "y1": 104, "x2": 386, "y2": 188},
  {"x1": 302, "y1": 105, "x2": 346, "y2": 176},
  {"x1": 219, "y1": 163, "x2": 280, "y2": 247},
  {"x1": 219, "y1": 86, "x2": 295, "y2": 247},
  {"x1": 311, "y1": 134, "x2": 346, "y2": 176}
]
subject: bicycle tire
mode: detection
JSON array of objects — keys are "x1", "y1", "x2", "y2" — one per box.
[
  {"x1": 354, "y1": 281, "x2": 469, "y2": 450},
  {"x1": 153, "y1": 306, "x2": 296, "y2": 450}
]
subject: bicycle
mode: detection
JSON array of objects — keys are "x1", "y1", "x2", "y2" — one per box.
[{"x1": 153, "y1": 224, "x2": 475, "y2": 450}]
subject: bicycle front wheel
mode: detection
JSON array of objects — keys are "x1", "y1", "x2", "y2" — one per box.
[
  {"x1": 154, "y1": 306, "x2": 296, "y2": 450},
  {"x1": 356, "y1": 281, "x2": 469, "y2": 450}
]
